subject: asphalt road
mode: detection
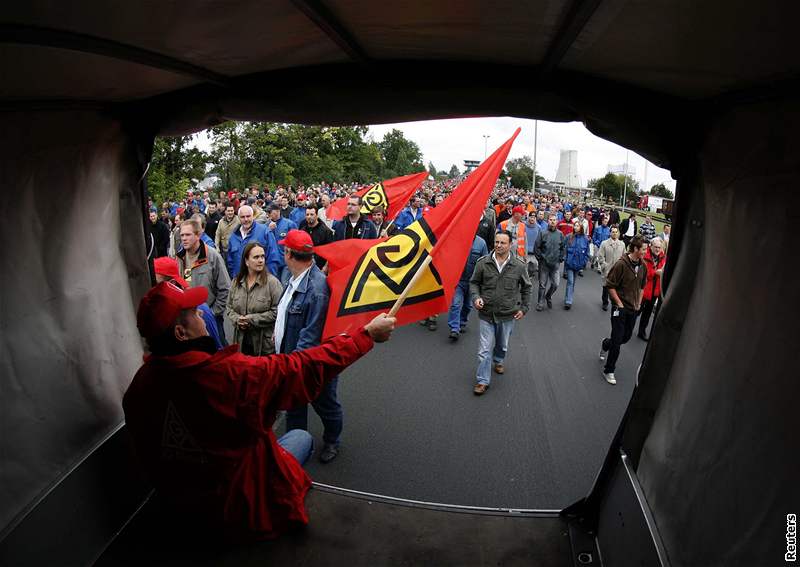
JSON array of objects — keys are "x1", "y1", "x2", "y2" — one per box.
[{"x1": 295, "y1": 268, "x2": 647, "y2": 511}]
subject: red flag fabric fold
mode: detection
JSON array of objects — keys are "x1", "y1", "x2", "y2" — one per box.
[
  {"x1": 316, "y1": 129, "x2": 521, "y2": 339},
  {"x1": 326, "y1": 171, "x2": 427, "y2": 222}
]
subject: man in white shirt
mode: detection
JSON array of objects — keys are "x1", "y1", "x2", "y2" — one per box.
[{"x1": 276, "y1": 230, "x2": 343, "y2": 464}]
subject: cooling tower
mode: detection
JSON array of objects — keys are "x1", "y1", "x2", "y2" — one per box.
[{"x1": 555, "y1": 150, "x2": 582, "y2": 188}]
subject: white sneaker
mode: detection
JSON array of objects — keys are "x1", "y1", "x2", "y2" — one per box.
[{"x1": 603, "y1": 372, "x2": 616, "y2": 385}]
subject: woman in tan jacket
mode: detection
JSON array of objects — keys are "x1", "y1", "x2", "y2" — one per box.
[{"x1": 226, "y1": 242, "x2": 283, "y2": 355}]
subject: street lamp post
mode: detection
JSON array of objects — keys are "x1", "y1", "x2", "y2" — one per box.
[
  {"x1": 622, "y1": 150, "x2": 630, "y2": 209},
  {"x1": 483, "y1": 135, "x2": 490, "y2": 160},
  {"x1": 532, "y1": 119, "x2": 538, "y2": 192}
]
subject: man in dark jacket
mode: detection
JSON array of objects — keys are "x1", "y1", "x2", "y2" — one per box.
[
  {"x1": 619, "y1": 212, "x2": 638, "y2": 247},
  {"x1": 298, "y1": 207, "x2": 334, "y2": 270},
  {"x1": 149, "y1": 211, "x2": 171, "y2": 258},
  {"x1": 446, "y1": 233, "x2": 488, "y2": 341},
  {"x1": 332, "y1": 195, "x2": 378, "y2": 240},
  {"x1": 205, "y1": 201, "x2": 222, "y2": 241},
  {"x1": 534, "y1": 213, "x2": 566, "y2": 310},
  {"x1": 469, "y1": 231, "x2": 532, "y2": 395},
  {"x1": 276, "y1": 231, "x2": 342, "y2": 464}
]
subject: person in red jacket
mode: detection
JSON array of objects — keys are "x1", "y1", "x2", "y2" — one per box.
[
  {"x1": 123, "y1": 281, "x2": 395, "y2": 541},
  {"x1": 557, "y1": 210, "x2": 574, "y2": 237},
  {"x1": 637, "y1": 236, "x2": 667, "y2": 340}
]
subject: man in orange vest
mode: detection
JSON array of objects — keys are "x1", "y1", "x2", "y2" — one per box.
[{"x1": 499, "y1": 205, "x2": 528, "y2": 260}]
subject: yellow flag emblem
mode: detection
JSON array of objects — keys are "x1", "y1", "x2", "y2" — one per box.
[
  {"x1": 338, "y1": 218, "x2": 444, "y2": 315},
  {"x1": 360, "y1": 183, "x2": 389, "y2": 214}
]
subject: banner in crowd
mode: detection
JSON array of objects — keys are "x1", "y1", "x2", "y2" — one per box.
[
  {"x1": 326, "y1": 171, "x2": 428, "y2": 222},
  {"x1": 315, "y1": 129, "x2": 521, "y2": 338}
]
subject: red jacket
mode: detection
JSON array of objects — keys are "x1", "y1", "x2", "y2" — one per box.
[
  {"x1": 557, "y1": 220, "x2": 574, "y2": 237},
  {"x1": 642, "y1": 248, "x2": 666, "y2": 301},
  {"x1": 123, "y1": 329, "x2": 374, "y2": 541}
]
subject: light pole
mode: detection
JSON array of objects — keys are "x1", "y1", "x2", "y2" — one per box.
[
  {"x1": 483, "y1": 135, "x2": 490, "y2": 160},
  {"x1": 622, "y1": 150, "x2": 629, "y2": 209},
  {"x1": 532, "y1": 119, "x2": 538, "y2": 192}
]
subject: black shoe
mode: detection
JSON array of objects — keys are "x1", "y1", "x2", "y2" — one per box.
[
  {"x1": 602, "y1": 304, "x2": 609, "y2": 311},
  {"x1": 448, "y1": 330, "x2": 459, "y2": 341},
  {"x1": 536, "y1": 303, "x2": 544, "y2": 311},
  {"x1": 428, "y1": 321, "x2": 437, "y2": 331},
  {"x1": 459, "y1": 325, "x2": 467, "y2": 334},
  {"x1": 578, "y1": 270, "x2": 584, "y2": 277},
  {"x1": 564, "y1": 304, "x2": 571, "y2": 310},
  {"x1": 546, "y1": 299, "x2": 553, "y2": 309},
  {"x1": 319, "y1": 443, "x2": 339, "y2": 464}
]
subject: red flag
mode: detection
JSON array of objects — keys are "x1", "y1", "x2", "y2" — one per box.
[
  {"x1": 326, "y1": 171, "x2": 427, "y2": 222},
  {"x1": 315, "y1": 129, "x2": 521, "y2": 338}
]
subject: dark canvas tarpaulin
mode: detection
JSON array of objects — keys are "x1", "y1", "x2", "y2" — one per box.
[
  {"x1": 0, "y1": 110, "x2": 150, "y2": 535},
  {"x1": 634, "y1": 98, "x2": 800, "y2": 566}
]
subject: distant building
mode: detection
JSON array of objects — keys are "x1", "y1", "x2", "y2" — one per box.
[{"x1": 555, "y1": 150, "x2": 582, "y2": 188}]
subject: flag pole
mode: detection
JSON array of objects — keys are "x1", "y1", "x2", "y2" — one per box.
[
  {"x1": 387, "y1": 254, "x2": 434, "y2": 317},
  {"x1": 386, "y1": 129, "x2": 521, "y2": 319}
]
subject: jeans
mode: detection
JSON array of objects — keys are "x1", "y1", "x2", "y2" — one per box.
[
  {"x1": 476, "y1": 318, "x2": 515, "y2": 385},
  {"x1": 602, "y1": 307, "x2": 637, "y2": 373},
  {"x1": 537, "y1": 262, "x2": 560, "y2": 305},
  {"x1": 286, "y1": 377, "x2": 343, "y2": 445},
  {"x1": 526, "y1": 254, "x2": 538, "y2": 278},
  {"x1": 447, "y1": 281, "x2": 472, "y2": 332},
  {"x1": 602, "y1": 286, "x2": 610, "y2": 307},
  {"x1": 277, "y1": 429, "x2": 314, "y2": 465},
  {"x1": 564, "y1": 268, "x2": 578, "y2": 305},
  {"x1": 215, "y1": 314, "x2": 228, "y2": 346}
]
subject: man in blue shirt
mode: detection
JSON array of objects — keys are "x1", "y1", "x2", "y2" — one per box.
[
  {"x1": 267, "y1": 204, "x2": 298, "y2": 281},
  {"x1": 226, "y1": 205, "x2": 282, "y2": 278},
  {"x1": 525, "y1": 211, "x2": 542, "y2": 278},
  {"x1": 393, "y1": 195, "x2": 423, "y2": 232}
]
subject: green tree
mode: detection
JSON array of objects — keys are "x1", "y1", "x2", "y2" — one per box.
[
  {"x1": 588, "y1": 173, "x2": 639, "y2": 205},
  {"x1": 448, "y1": 164, "x2": 460, "y2": 178},
  {"x1": 427, "y1": 161, "x2": 438, "y2": 177},
  {"x1": 148, "y1": 136, "x2": 208, "y2": 205},
  {"x1": 649, "y1": 183, "x2": 674, "y2": 199},
  {"x1": 378, "y1": 129, "x2": 424, "y2": 177}
]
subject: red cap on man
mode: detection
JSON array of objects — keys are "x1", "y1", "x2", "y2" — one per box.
[
  {"x1": 137, "y1": 281, "x2": 207, "y2": 339},
  {"x1": 278, "y1": 229, "x2": 314, "y2": 253},
  {"x1": 153, "y1": 257, "x2": 189, "y2": 288},
  {"x1": 512, "y1": 205, "x2": 525, "y2": 215}
]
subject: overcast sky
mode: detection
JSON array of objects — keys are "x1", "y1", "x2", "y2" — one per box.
[
  {"x1": 191, "y1": 117, "x2": 675, "y2": 190},
  {"x1": 367, "y1": 117, "x2": 675, "y2": 191}
]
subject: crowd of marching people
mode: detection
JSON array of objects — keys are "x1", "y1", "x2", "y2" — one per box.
[
  {"x1": 145, "y1": 178, "x2": 670, "y2": 438},
  {"x1": 132, "y1": 173, "x2": 670, "y2": 541}
]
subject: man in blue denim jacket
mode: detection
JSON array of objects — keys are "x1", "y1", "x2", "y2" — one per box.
[
  {"x1": 274, "y1": 230, "x2": 342, "y2": 463},
  {"x1": 446, "y1": 232, "x2": 488, "y2": 341}
]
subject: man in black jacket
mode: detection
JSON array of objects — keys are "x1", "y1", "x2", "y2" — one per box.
[
  {"x1": 299, "y1": 207, "x2": 334, "y2": 270},
  {"x1": 148, "y1": 211, "x2": 171, "y2": 258}
]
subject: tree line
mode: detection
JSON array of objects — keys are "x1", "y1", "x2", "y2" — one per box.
[{"x1": 148, "y1": 123, "x2": 434, "y2": 205}]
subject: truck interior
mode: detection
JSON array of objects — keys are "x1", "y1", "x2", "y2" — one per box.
[{"x1": 1, "y1": 2, "x2": 797, "y2": 565}]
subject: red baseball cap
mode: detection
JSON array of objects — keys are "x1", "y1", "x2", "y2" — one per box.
[
  {"x1": 278, "y1": 229, "x2": 314, "y2": 253},
  {"x1": 512, "y1": 205, "x2": 525, "y2": 215},
  {"x1": 137, "y1": 281, "x2": 207, "y2": 338},
  {"x1": 153, "y1": 257, "x2": 189, "y2": 288}
]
